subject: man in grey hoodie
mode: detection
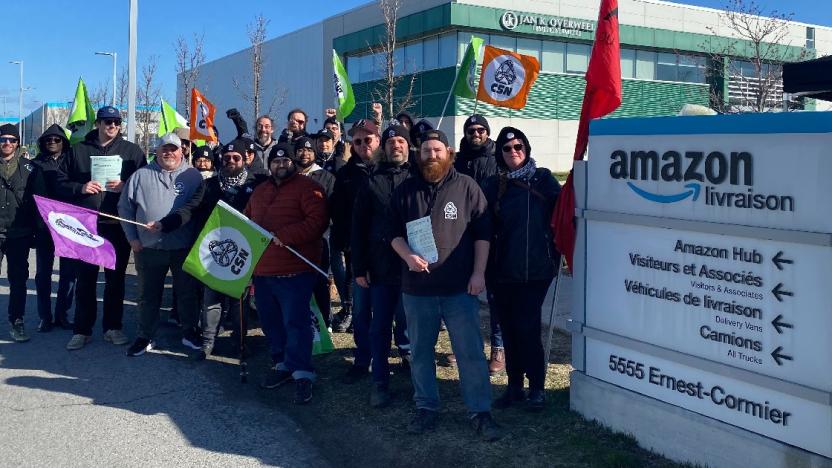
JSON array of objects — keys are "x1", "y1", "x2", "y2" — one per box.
[{"x1": 118, "y1": 133, "x2": 204, "y2": 357}]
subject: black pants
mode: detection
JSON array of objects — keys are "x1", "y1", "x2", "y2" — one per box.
[
  {"x1": 202, "y1": 286, "x2": 248, "y2": 350},
  {"x1": 73, "y1": 223, "x2": 131, "y2": 336},
  {"x1": 0, "y1": 236, "x2": 31, "y2": 323},
  {"x1": 491, "y1": 279, "x2": 553, "y2": 391},
  {"x1": 312, "y1": 239, "x2": 331, "y2": 326},
  {"x1": 35, "y1": 233, "x2": 77, "y2": 324}
]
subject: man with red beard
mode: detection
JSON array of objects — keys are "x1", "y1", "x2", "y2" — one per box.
[{"x1": 389, "y1": 130, "x2": 500, "y2": 441}]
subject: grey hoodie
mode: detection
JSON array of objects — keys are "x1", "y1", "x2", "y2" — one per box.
[{"x1": 118, "y1": 159, "x2": 203, "y2": 249}]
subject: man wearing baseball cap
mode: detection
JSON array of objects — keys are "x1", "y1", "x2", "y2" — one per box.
[
  {"x1": 117, "y1": 133, "x2": 204, "y2": 357},
  {"x1": 56, "y1": 106, "x2": 146, "y2": 351},
  {"x1": 389, "y1": 130, "x2": 500, "y2": 440}
]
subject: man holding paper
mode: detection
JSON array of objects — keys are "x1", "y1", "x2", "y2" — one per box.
[
  {"x1": 56, "y1": 106, "x2": 146, "y2": 350},
  {"x1": 389, "y1": 129, "x2": 500, "y2": 441}
]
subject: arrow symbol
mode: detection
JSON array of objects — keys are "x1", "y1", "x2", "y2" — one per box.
[
  {"x1": 771, "y1": 314, "x2": 794, "y2": 334},
  {"x1": 771, "y1": 283, "x2": 793, "y2": 302},
  {"x1": 772, "y1": 251, "x2": 793, "y2": 271},
  {"x1": 771, "y1": 346, "x2": 793, "y2": 366}
]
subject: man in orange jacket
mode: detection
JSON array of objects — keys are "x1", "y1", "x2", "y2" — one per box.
[{"x1": 244, "y1": 142, "x2": 329, "y2": 404}]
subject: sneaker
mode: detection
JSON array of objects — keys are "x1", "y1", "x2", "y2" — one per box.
[
  {"x1": 493, "y1": 386, "x2": 526, "y2": 409},
  {"x1": 333, "y1": 310, "x2": 352, "y2": 333},
  {"x1": 470, "y1": 412, "x2": 502, "y2": 441},
  {"x1": 341, "y1": 365, "x2": 369, "y2": 384},
  {"x1": 488, "y1": 347, "x2": 505, "y2": 375},
  {"x1": 126, "y1": 338, "x2": 153, "y2": 357},
  {"x1": 526, "y1": 389, "x2": 545, "y2": 412},
  {"x1": 66, "y1": 334, "x2": 91, "y2": 350},
  {"x1": 37, "y1": 320, "x2": 54, "y2": 333},
  {"x1": 407, "y1": 409, "x2": 438, "y2": 434},
  {"x1": 370, "y1": 383, "x2": 391, "y2": 408},
  {"x1": 181, "y1": 329, "x2": 202, "y2": 350},
  {"x1": 446, "y1": 353, "x2": 457, "y2": 367},
  {"x1": 9, "y1": 319, "x2": 30, "y2": 343},
  {"x1": 294, "y1": 378, "x2": 313, "y2": 405},
  {"x1": 103, "y1": 329, "x2": 129, "y2": 345},
  {"x1": 260, "y1": 368, "x2": 293, "y2": 389}
]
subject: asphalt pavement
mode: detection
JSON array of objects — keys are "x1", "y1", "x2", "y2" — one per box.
[{"x1": 0, "y1": 250, "x2": 329, "y2": 467}]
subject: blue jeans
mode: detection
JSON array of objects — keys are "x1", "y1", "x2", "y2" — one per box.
[
  {"x1": 35, "y1": 234, "x2": 77, "y2": 323},
  {"x1": 369, "y1": 284, "x2": 409, "y2": 385},
  {"x1": 486, "y1": 290, "x2": 503, "y2": 349},
  {"x1": 352, "y1": 280, "x2": 371, "y2": 368},
  {"x1": 254, "y1": 273, "x2": 317, "y2": 381},
  {"x1": 402, "y1": 293, "x2": 492, "y2": 413}
]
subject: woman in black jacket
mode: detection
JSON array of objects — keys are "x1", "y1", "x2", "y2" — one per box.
[{"x1": 482, "y1": 126, "x2": 561, "y2": 411}]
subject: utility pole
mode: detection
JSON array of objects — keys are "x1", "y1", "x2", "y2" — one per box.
[
  {"x1": 95, "y1": 51, "x2": 117, "y2": 107},
  {"x1": 127, "y1": 0, "x2": 138, "y2": 142},
  {"x1": 9, "y1": 60, "x2": 25, "y2": 147}
]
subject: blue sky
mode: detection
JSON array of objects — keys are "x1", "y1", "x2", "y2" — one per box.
[{"x1": 1, "y1": 0, "x2": 828, "y2": 120}]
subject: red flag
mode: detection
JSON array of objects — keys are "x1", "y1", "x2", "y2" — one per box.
[
  {"x1": 475, "y1": 45, "x2": 540, "y2": 110},
  {"x1": 189, "y1": 88, "x2": 218, "y2": 143},
  {"x1": 553, "y1": 0, "x2": 622, "y2": 271}
]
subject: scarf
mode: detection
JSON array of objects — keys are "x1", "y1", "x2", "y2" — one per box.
[
  {"x1": 219, "y1": 167, "x2": 248, "y2": 192},
  {"x1": 506, "y1": 157, "x2": 537, "y2": 181}
]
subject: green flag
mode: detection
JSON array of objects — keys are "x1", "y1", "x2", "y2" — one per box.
[
  {"x1": 67, "y1": 77, "x2": 97, "y2": 144},
  {"x1": 183, "y1": 200, "x2": 272, "y2": 298},
  {"x1": 157, "y1": 98, "x2": 188, "y2": 137},
  {"x1": 332, "y1": 50, "x2": 355, "y2": 121},
  {"x1": 453, "y1": 36, "x2": 485, "y2": 99},
  {"x1": 311, "y1": 297, "x2": 334, "y2": 355}
]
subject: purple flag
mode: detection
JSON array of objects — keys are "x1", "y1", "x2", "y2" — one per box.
[{"x1": 34, "y1": 195, "x2": 116, "y2": 270}]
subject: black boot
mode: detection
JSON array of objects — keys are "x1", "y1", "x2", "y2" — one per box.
[{"x1": 493, "y1": 385, "x2": 525, "y2": 409}]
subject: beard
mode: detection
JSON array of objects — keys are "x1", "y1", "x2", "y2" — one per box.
[
  {"x1": 257, "y1": 133, "x2": 271, "y2": 146},
  {"x1": 419, "y1": 156, "x2": 453, "y2": 183},
  {"x1": 272, "y1": 164, "x2": 297, "y2": 181},
  {"x1": 296, "y1": 158, "x2": 315, "y2": 169}
]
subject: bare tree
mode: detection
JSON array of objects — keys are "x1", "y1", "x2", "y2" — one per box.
[
  {"x1": 369, "y1": 0, "x2": 417, "y2": 122},
  {"x1": 174, "y1": 33, "x2": 206, "y2": 119},
  {"x1": 703, "y1": 0, "x2": 808, "y2": 113},
  {"x1": 90, "y1": 82, "x2": 110, "y2": 110},
  {"x1": 115, "y1": 66, "x2": 129, "y2": 109},
  {"x1": 233, "y1": 14, "x2": 284, "y2": 124},
  {"x1": 137, "y1": 56, "x2": 161, "y2": 155}
]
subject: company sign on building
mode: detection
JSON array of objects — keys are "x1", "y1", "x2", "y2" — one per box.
[{"x1": 499, "y1": 10, "x2": 594, "y2": 37}]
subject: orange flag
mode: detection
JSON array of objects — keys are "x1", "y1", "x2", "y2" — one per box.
[
  {"x1": 189, "y1": 88, "x2": 217, "y2": 142},
  {"x1": 475, "y1": 45, "x2": 540, "y2": 110}
]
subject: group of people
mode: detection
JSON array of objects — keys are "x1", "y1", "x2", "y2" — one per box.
[{"x1": 0, "y1": 103, "x2": 561, "y2": 441}]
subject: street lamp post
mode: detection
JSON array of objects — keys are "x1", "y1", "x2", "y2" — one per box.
[
  {"x1": 9, "y1": 60, "x2": 25, "y2": 147},
  {"x1": 95, "y1": 51, "x2": 117, "y2": 107}
]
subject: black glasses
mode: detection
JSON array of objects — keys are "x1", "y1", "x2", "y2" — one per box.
[
  {"x1": 43, "y1": 137, "x2": 63, "y2": 144},
  {"x1": 353, "y1": 137, "x2": 375, "y2": 146},
  {"x1": 467, "y1": 127, "x2": 487, "y2": 135},
  {"x1": 0, "y1": 137, "x2": 19, "y2": 144},
  {"x1": 502, "y1": 143, "x2": 524, "y2": 153},
  {"x1": 103, "y1": 119, "x2": 122, "y2": 127},
  {"x1": 223, "y1": 155, "x2": 243, "y2": 162}
]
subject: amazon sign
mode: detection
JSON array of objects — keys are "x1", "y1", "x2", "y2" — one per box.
[{"x1": 585, "y1": 113, "x2": 832, "y2": 233}]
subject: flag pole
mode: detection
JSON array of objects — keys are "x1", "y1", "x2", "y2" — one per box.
[
  {"x1": 284, "y1": 245, "x2": 328, "y2": 278},
  {"x1": 97, "y1": 211, "x2": 151, "y2": 228},
  {"x1": 436, "y1": 65, "x2": 460, "y2": 130}
]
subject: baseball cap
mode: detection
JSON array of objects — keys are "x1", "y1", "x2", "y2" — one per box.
[
  {"x1": 348, "y1": 119, "x2": 379, "y2": 137},
  {"x1": 97, "y1": 106, "x2": 122, "y2": 121},
  {"x1": 158, "y1": 133, "x2": 182, "y2": 149},
  {"x1": 421, "y1": 129, "x2": 449, "y2": 147},
  {"x1": 315, "y1": 129, "x2": 335, "y2": 140}
]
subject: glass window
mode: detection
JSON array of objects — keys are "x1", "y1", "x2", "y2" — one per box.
[
  {"x1": 677, "y1": 54, "x2": 706, "y2": 83},
  {"x1": 359, "y1": 53, "x2": 374, "y2": 82},
  {"x1": 372, "y1": 52, "x2": 386, "y2": 81},
  {"x1": 458, "y1": 31, "x2": 474, "y2": 63},
  {"x1": 620, "y1": 48, "x2": 635, "y2": 79},
  {"x1": 635, "y1": 50, "x2": 656, "y2": 80},
  {"x1": 438, "y1": 33, "x2": 457, "y2": 68},
  {"x1": 656, "y1": 52, "x2": 677, "y2": 81},
  {"x1": 807, "y1": 26, "x2": 815, "y2": 49},
  {"x1": 404, "y1": 41, "x2": 424, "y2": 73},
  {"x1": 490, "y1": 34, "x2": 516, "y2": 52},
  {"x1": 541, "y1": 41, "x2": 565, "y2": 73},
  {"x1": 565, "y1": 42, "x2": 590, "y2": 73},
  {"x1": 393, "y1": 47, "x2": 405, "y2": 76},
  {"x1": 517, "y1": 38, "x2": 541, "y2": 62},
  {"x1": 347, "y1": 55, "x2": 360, "y2": 83},
  {"x1": 423, "y1": 36, "x2": 439, "y2": 70}
]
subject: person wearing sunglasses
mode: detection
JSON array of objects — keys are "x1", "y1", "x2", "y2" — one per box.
[
  {"x1": 277, "y1": 108, "x2": 310, "y2": 145},
  {"x1": 482, "y1": 127, "x2": 561, "y2": 412},
  {"x1": 32, "y1": 124, "x2": 77, "y2": 333},
  {"x1": 453, "y1": 114, "x2": 505, "y2": 376},
  {"x1": 55, "y1": 106, "x2": 146, "y2": 351},
  {"x1": 192, "y1": 146, "x2": 216, "y2": 180},
  {"x1": 0, "y1": 123, "x2": 46, "y2": 343},
  {"x1": 331, "y1": 118, "x2": 380, "y2": 382}
]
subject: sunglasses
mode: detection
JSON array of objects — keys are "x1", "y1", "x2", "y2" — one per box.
[
  {"x1": 353, "y1": 137, "x2": 375, "y2": 146},
  {"x1": 290, "y1": 118, "x2": 306, "y2": 125},
  {"x1": 502, "y1": 143, "x2": 524, "y2": 153},
  {"x1": 103, "y1": 119, "x2": 122, "y2": 127},
  {"x1": 0, "y1": 137, "x2": 19, "y2": 144},
  {"x1": 467, "y1": 127, "x2": 487, "y2": 135},
  {"x1": 223, "y1": 155, "x2": 243, "y2": 162},
  {"x1": 44, "y1": 137, "x2": 63, "y2": 144}
]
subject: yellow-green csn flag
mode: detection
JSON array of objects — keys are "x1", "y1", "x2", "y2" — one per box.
[
  {"x1": 157, "y1": 98, "x2": 188, "y2": 137},
  {"x1": 67, "y1": 77, "x2": 97, "y2": 144},
  {"x1": 332, "y1": 50, "x2": 355, "y2": 121},
  {"x1": 183, "y1": 200, "x2": 272, "y2": 298},
  {"x1": 453, "y1": 36, "x2": 485, "y2": 99}
]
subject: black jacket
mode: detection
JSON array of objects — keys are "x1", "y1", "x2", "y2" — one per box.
[
  {"x1": 191, "y1": 171, "x2": 266, "y2": 231},
  {"x1": 277, "y1": 129, "x2": 308, "y2": 145},
  {"x1": 391, "y1": 167, "x2": 491, "y2": 296},
  {"x1": 0, "y1": 154, "x2": 46, "y2": 239},
  {"x1": 351, "y1": 161, "x2": 413, "y2": 285},
  {"x1": 56, "y1": 130, "x2": 146, "y2": 216},
  {"x1": 455, "y1": 138, "x2": 497, "y2": 185},
  {"x1": 316, "y1": 142, "x2": 346, "y2": 175},
  {"x1": 331, "y1": 154, "x2": 372, "y2": 251},
  {"x1": 481, "y1": 169, "x2": 561, "y2": 283},
  {"x1": 33, "y1": 124, "x2": 71, "y2": 199}
]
